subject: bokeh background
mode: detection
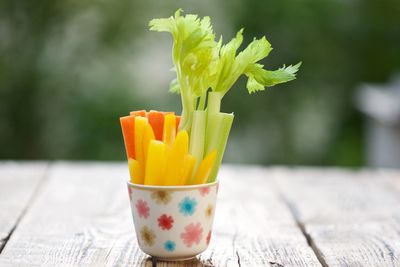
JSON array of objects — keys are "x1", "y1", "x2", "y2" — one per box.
[{"x1": 1, "y1": 0, "x2": 399, "y2": 167}]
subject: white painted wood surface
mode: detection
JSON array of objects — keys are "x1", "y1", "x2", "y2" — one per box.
[
  {"x1": 272, "y1": 167, "x2": 400, "y2": 267},
  {"x1": 0, "y1": 163, "x2": 320, "y2": 266},
  {"x1": 0, "y1": 162, "x2": 399, "y2": 266},
  {"x1": 0, "y1": 162, "x2": 48, "y2": 251},
  {"x1": 199, "y1": 167, "x2": 321, "y2": 267},
  {"x1": 0, "y1": 162, "x2": 147, "y2": 266}
]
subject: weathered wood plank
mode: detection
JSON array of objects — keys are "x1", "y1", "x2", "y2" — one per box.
[
  {"x1": 0, "y1": 162, "x2": 148, "y2": 267},
  {"x1": 199, "y1": 166, "x2": 321, "y2": 267},
  {"x1": 0, "y1": 163, "x2": 320, "y2": 266},
  {"x1": 0, "y1": 161, "x2": 48, "y2": 252},
  {"x1": 273, "y1": 168, "x2": 400, "y2": 267}
]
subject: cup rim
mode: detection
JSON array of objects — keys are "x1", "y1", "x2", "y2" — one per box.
[{"x1": 127, "y1": 180, "x2": 219, "y2": 191}]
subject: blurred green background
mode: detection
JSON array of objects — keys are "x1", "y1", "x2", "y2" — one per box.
[{"x1": 1, "y1": 0, "x2": 399, "y2": 166}]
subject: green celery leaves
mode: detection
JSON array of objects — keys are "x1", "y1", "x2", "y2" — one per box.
[
  {"x1": 245, "y1": 62, "x2": 302, "y2": 93},
  {"x1": 149, "y1": 10, "x2": 301, "y2": 182},
  {"x1": 150, "y1": 10, "x2": 300, "y2": 113},
  {"x1": 149, "y1": 9, "x2": 218, "y2": 130}
]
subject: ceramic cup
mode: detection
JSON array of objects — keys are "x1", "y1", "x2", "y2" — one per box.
[{"x1": 127, "y1": 181, "x2": 219, "y2": 261}]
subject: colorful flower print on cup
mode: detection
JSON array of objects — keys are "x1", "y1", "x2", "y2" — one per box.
[
  {"x1": 164, "y1": 240, "x2": 176, "y2": 252},
  {"x1": 179, "y1": 197, "x2": 197, "y2": 216},
  {"x1": 136, "y1": 199, "x2": 150, "y2": 219},
  {"x1": 205, "y1": 205, "x2": 213, "y2": 219},
  {"x1": 140, "y1": 226, "x2": 156, "y2": 246},
  {"x1": 151, "y1": 191, "x2": 172, "y2": 204},
  {"x1": 158, "y1": 214, "x2": 174, "y2": 230},
  {"x1": 199, "y1": 187, "x2": 210, "y2": 196},
  {"x1": 128, "y1": 186, "x2": 133, "y2": 200},
  {"x1": 127, "y1": 181, "x2": 218, "y2": 261},
  {"x1": 206, "y1": 230, "x2": 212, "y2": 245},
  {"x1": 181, "y1": 222, "x2": 203, "y2": 247}
]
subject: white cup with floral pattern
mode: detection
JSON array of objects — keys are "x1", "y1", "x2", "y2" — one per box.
[{"x1": 127, "y1": 181, "x2": 219, "y2": 261}]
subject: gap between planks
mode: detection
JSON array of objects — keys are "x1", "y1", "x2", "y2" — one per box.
[
  {"x1": 273, "y1": 184, "x2": 328, "y2": 267},
  {"x1": 271, "y1": 167, "x2": 400, "y2": 267},
  {"x1": 0, "y1": 162, "x2": 50, "y2": 253}
]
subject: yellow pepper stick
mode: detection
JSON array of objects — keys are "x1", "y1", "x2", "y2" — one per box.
[
  {"x1": 128, "y1": 158, "x2": 141, "y2": 184},
  {"x1": 144, "y1": 140, "x2": 167, "y2": 185},
  {"x1": 142, "y1": 123, "x2": 155, "y2": 168},
  {"x1": 163, "y1": 114, "x2": 176, "y2": 147},
  {"x1": 191, "y1": 150, "x2": 217, "y2": 185},
  {"x1": 164, "y1": 130, "x2": 189, "y2": 186},
  {"x1": 134, "y1": 116, "x2": 148, "y2": 184},
  {"x1": 182, "y1": 154, "x2": 196, "y2": 185},
  {"x1": 165, "y1": 145, "x2": 172, "y2": 177}
]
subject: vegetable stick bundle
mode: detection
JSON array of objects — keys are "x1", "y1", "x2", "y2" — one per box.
[
  {"x1": 120, "y1": 10, "x2": 300, "y2": 186},
  {"x1": 120, "y1": 110, "x2": 216, "y2": 185}
]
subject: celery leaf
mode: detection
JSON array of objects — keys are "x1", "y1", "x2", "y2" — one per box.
[{"x1": 245, "y1": 62, "x2": 301, "y2": 93}]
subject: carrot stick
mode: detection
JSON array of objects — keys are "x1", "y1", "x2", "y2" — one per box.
[
  {"x1": 175, "y1": 115, "x2": 181, "y2": 132},
  {"x1": 148, "y1": 111, "x2": 165, "y2": 141},
  {"x1": 120, "y1": 115, "x2": 136, "y2": 159},
  {"x1": 130, "y1": 110, "x2": 147, "y2": 117}
]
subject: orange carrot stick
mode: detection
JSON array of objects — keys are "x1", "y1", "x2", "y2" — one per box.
[
  {"x1": 130, "y1": 110, "x2": 147, "y2": 117},
  {"x1": 120, "y1": 115, "x2": 136, "y2": 159},
  {"x1": 148, "y1": 111, "x2": 166, "y2": 141},
  {"x1": 175, "y1": 115, "x2": 181, "y2": 132}
]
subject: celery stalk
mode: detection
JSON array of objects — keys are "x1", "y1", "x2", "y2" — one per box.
[
  {"x1": 149, "y1": 11, "x2": 300, "y2": 183},
  {"x1": 207, "y1": 92, "x2": 221, "y2": 121},
  {"x1": 205, "y1": 92, "x2": 221, "y2": 154},
  {"x1": 189, "y1": 110, "x2": 207, "y2": 174},
  {"x1": 207, "y1": 112, "x2": 234, "y2": 182}
]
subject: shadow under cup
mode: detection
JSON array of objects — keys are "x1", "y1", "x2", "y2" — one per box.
[{"x1": 127, "y1": 181, "x2": 219, "y2": 261}]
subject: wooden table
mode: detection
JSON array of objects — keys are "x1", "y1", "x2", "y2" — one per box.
[{"x1": 0, "y1": 162, "x2": 399, "y2": 267}]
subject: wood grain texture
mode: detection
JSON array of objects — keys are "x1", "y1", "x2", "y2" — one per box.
[
  {"x1": 273, "y1": 167, "x2": 400, "y2": 267},
  {"x1": 0, "y1": 162, "x2": 149, "y2": 267},
  {"x1": 0, "y1": 163, "x2": 320, "y2": 267},
  {"x1": 199, "y1": 166, "x2": 321, "y2": 267},
  {"x1": 0, "y1": 162, "x2": 48, "y2": 252}
]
